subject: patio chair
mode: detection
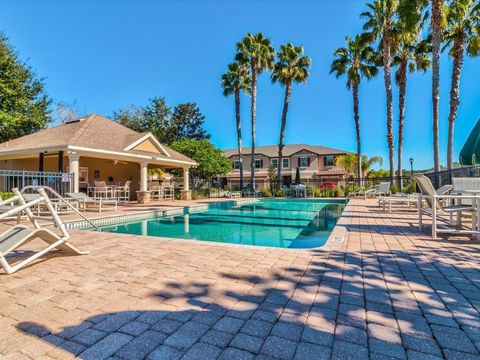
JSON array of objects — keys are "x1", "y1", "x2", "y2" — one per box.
[
  {"x1": 114, "y1": 180, "x2": 131, "y2": 203},
  {"x1": 366, "y1": 182, "x2": 391, "y2": 198},
  {"x1": 161, "y1": 185, "x2": 175, "y2": 200},
  {"x1": 414, "y1": 175, "x2": 478, "y2": 239},
  {"x1": 347, "y1": 187, "x2": 368, "y2": 199},
  {"x1": 65, "y1": 192, "x2": 117, "y2": 212},
  {"x1": 92, "y1": 181, "x2": 112, "y2": 199},
  {"x1": 378, "y1": 185, "x2": 453, "y2": 213},
  {"x1": 0, "y1": 188, "x2": 88, "y2": 275},
  {"x1": 149, "y1": 181, "x2": 161, "y2": 200}
]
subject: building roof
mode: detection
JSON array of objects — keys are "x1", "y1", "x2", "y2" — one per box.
[
  {"x1": 223, "y1": 144, "x2": 349, "y2": 158},
  {"x1": 0, "y1": 114, "x2": 196, "y2": 166}
]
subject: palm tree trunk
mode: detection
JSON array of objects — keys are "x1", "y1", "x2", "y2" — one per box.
[
  {"x1": 432, "y1": 0, "x2": 443, "y2": 175},
  {"x1": 250, "y1": 62, "x2": 257, "y2": 191},
  {"x1": 277, "y1": 81, "x2": 292, "y2": 191},
  {"x1": 352, "y1": 81, "x2": 362, "y2": 185},
  {"x1": 383, "y1": 32, "x2": 395, "y2": 183},
  {"x1": 397, "y1": 60, "x2": 407, "y2": 190},
  {"x1": 447, "y1": 36, "x2": 465, "y2": 170},
  {"x1": 234, "y1": 89, "x2": 244, "y2": 191}
]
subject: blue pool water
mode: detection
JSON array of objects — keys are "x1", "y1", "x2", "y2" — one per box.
[{"x1": 100, "y1": 199, "x2": 346, "y2": 249}]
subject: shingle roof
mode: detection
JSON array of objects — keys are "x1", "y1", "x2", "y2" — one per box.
[
  {"x1": 223, "y1": 144, "x2": 349, "y2": 158},
  {"x1": 0, "y1": 114, "x2": 195, "y2": 164}
]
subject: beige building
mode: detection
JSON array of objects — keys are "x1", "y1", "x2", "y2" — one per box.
[
  {"x1": 0, "y1": 114, "x2": 197, "y2": 199},
  {"x1": 223, "y1": 144, "x2": 349, "y2": 187}
]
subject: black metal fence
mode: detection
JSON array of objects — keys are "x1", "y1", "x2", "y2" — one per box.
[
  {"x1": 0, "y1": 170, "x2": 74, "y2": 196},
  {"x1": 186, "y1": 166, "x2": 480, "y2": 199},
  {"x1": 423, "y1": 166, "x2": 480, "y2": 188}
]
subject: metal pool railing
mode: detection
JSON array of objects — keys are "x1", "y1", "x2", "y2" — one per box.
[{"x1": 0, "y1": 170, "x2": 73, "y2": 196}]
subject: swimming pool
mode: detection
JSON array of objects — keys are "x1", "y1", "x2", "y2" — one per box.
[{"x1": 100, "y1": 198, "x2": 346, "y2": 249}]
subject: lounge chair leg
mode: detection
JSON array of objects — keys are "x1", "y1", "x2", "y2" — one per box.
[
  {"x1": 418, "y1": 196, "x2": 423, "y2": 230},
  {"x1": 432, "y1": 203, "x2": 437, "y2": 239}
]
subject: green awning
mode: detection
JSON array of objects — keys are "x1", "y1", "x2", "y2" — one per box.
[{"x1": 459, "y1": 118, "x2": 480, "y2": 166}]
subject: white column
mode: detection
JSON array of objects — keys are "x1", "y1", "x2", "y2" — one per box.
[
  {"x1": 184, "y1": 214, "x2": 190, "y2": 234},
  {"x1": 68, "y1": 154, "x2": 80, "y2": 193},
  {"x1": 140, "y1": 162, "x2": 148, "y2": 192},
  {"x1": 183, "y1": 167, "x2": 190, "y2": 191}
]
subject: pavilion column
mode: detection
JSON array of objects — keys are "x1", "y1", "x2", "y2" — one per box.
[
  {"x1": 137, "y1": 161, "x2": 151, "y2": 204},
  {"x1": 68, "y1": 154, "x2": 80, "y2": 193},
  {"x1": 140, "y1": 162, "x2": 148, "y2": 192},
  {"x1": 183, "y1": 167, "x2": 190, "y2": 191},
  {"x1": 181, "y1": 167, "x2": 192, "y2": 200}
]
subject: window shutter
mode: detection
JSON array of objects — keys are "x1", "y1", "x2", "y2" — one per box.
[
  {"x1": 324, "y1": 157, "x2": 327, "y2": 166},
  {"x1": 260, "y1": 159, "x2": 263, "y2": 168},
  {"x1": 298, "y1": 158, "x2": 300, "y2": 167},
  {"x1": 307, "y1": 157, "x2": 311, "y2": 167}
]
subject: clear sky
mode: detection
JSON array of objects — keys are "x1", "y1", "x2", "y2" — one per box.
[{"x1": 1, "y1": 0, "x2": 479, "y2": 170}]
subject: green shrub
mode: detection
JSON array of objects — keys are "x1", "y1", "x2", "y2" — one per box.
[
  {"x1": 390, "y1": 184, "x2": 399, "y2": 194},
  {"x1": 314, "y1": 187, "x2": 321, "y2": 197},
  {"x1": 261, "y1": 188, "x2": 272, "y2": 197},
  {"x1": 0, "y1": 192, "x2": 13, "y2": 201},
  {"x1": 402, "y1": 183, "x2": 416, "y2": 194},
  {"x1": 336, "y1": 187, "x2": 345, "y2": 197},
  {"x1": 275, "y1": 189, "x2": 286, "y2": 197}
]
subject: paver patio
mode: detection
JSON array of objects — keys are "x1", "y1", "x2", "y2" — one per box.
[{"x1": 2, "y1": 198, "x2": 480, "y2": 359}]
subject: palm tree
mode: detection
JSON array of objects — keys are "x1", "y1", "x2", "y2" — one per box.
[
  {"x1": 236, "y1": 33, "x2": 275, "y2": 191},
  {"x1": 444, "y1": 0, "x2": 480, "y2": 170},
  {"x1": 271, "y1": 44, "x2": 311, "y2": 190},
  {"x1": 335, "y1": 153, "x2": 357, "y2": 177},
  {"x1": 221, "y1": 61, "x2": 251, "y2": 191},
  {"x1": 330, "y1": 34, "x2": 378, "y2": 182},
  {"x1": 431, "y1": 0, "x2": 444, "y2": 174},
  {"x1": 362, "y1": 0, "x2": 399, "y2": 183},
  {"x1": 394, "y1": 11, "x2": 430, "y2": 188},
  {"x1": 360, "y1": 155, "x2": 383, "y2": 176}
]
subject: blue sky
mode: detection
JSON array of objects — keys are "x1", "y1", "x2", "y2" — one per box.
[{"x1": 1, "y1": 0, "x2": 479, "y2": 170}]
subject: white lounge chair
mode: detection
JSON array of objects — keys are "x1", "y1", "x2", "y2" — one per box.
[
  {"x1": 378, "y1": 185, "x2": 453, "y2": 213},
  {"x1": 66, "y1": 192, "x2": 117, "y2": 212},
  {"x1": 0, "y1": 188, "x2": 88, "y2": 274},
  {"x1": 366, "y1": 182, "x2": 391, "y2": 198},
  {"x1": 414, "y1": 175, "x2": 479, "y2": 239}
]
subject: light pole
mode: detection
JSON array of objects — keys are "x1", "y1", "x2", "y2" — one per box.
[{"x1": 409, "y1": 158, "x2": 415, "y2": 192}]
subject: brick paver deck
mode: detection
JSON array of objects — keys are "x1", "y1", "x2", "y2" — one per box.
[{"x1": 2, "y1": 199, "x2": 480, "y2": 359}]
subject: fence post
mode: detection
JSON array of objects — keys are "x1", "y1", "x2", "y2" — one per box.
[{"x1": 21, "y1": 170, "x2": 25, "y2": 190}]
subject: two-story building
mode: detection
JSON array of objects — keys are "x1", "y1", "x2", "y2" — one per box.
[{"x1": 222, "y1": 144, "x2": 350, "y2": 188}]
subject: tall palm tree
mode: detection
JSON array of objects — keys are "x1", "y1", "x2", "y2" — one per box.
[
  {"x1": 236, "y1": 33, "x2": 275, "y2": 190},
  {"x1": 394, "y1": 12, "x2": 430, "y2": 188},
  {"x1": 431, "y1": 0, "x2": 444, "y2": 174},
  {"x1": 444, "y1": 0, "x2": 480, "y2": 170},
  {"x1": 330, "y1": 34, "x2": 378, "y2": 182},
  {"x1": 271, "y1": 44, "x2": 311, "y2": 190},
  {"x1": 221, "y1": 61, "x2": 251, "y2": 191},
  {"x1": 362, "y1": 0, "x2": 399, "y2": 183}
]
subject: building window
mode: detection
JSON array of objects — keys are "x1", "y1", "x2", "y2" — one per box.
[
  {"x1": 234, "y1": 161, "x2": 241, "y2": 170},
  {"x1": 324, "y1": 155, "x2": 335, "y2": 167},
  {"x1": 299, "y1": 157, "x2": 310, "y2": 168},
  {"x1": 255, "y1": 159, "x2": 263, "y2": 169},
  {"x1": 271, "y1": 158, "x2": 278, "y2": 168},
  {"x1": 282, "y1": 158, "x2": 289, "y2": 169}
]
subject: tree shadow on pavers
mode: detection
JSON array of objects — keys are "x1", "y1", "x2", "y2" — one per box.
[{"x1": 15, "y1": 248, "x2": 480, "y2": 359}]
